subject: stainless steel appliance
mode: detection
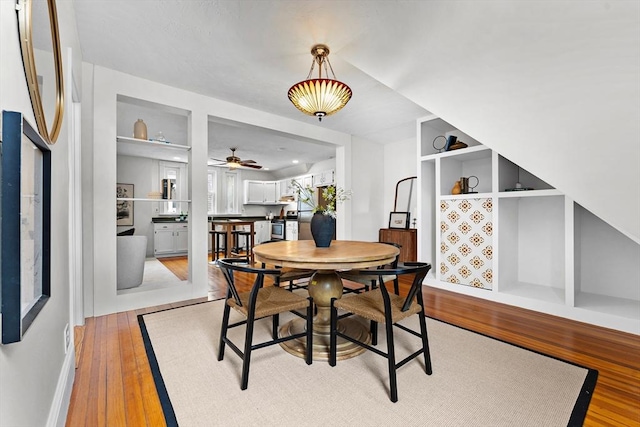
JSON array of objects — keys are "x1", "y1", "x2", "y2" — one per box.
[
  {"x1": 270, "y1": 219, "x2": 286, "y2": 240},
  {"x1": 297, "y1": 185, "x2": 335, "y2": 240}
]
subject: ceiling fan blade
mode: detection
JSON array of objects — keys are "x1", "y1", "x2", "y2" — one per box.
[
  {"x1": 241, "y1": 159, "x2": 256, "y2": 164},
  {"x1": 242, "y1": 163, "x2": 263, "y2": 169},
  {"x1": 210, "y1": 158, "x2": 227, "y2": 162}
]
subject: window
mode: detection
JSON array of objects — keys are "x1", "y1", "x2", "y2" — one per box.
[
  {"x1": 207, "y1": 167, "x2": 216, "y2": 214},
  {"x1": 159, "y1": 161, "x2": 187, "y2": 214},
  {"x1": 224, "y1": 171, "x2": 238, "y2": 213}
]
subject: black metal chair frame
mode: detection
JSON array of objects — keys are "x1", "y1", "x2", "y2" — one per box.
[
  {"x1": 217, "y1": 258, "x2": 313, "y2": 390},
  {"x1": 329, "y1": 262, "x2": 432, "y2": 402},
  {"x1": 340, "y1": 241, "x2": 402, "y2": 295},
  {"x1": 259, "y1": 239, "x2": 314, "y2": 292}
]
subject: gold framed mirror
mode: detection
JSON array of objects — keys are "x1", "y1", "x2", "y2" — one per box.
[{"x1": 16, "y1": 0, "x2": 64, "y2": 144}]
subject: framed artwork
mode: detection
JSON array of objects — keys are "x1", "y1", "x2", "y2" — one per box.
[
  {"x1": 389, "y1": 212, "x2": 410, "y2": 229},
  {"x1": 117, "y1": 183, "x2": 134, "y2": 226},
  {"x1": 1, "y1": 111, "x2": 52, "y2": 344}
]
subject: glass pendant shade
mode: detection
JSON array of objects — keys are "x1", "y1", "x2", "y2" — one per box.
[{"x1": 288, "y1": 44, "x2": 352, "y2": 121}]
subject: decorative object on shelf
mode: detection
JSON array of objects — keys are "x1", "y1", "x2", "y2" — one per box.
[
  {"x1": 17, "y1": 0, "x2": 65, "y2": 145},
  {"x1": 432, "y1": 135, "x2": 447, "y2": 152},
  {"x1": 162, "y1": 179, "x2": 176, "y2": 199},
  {"x1": 152, "y1": 131, "x2": 166, "y2": 142},
  {"x1": 412, "y1": 218, "x2": 417, "y2": 228},
  {"x1": 389, "y1": 212, "x2": 410, "y2": 229},
  {"x1": 449, "y1": 140, "x2": 469, "y2": 151},
  {"x1": 505, "y1": 182, "x2": 534, "y2": 191},
  {"x1": 310, "y1": 212, "x2": 335, "y2": 247},
  {"x1": 288, "y1": 44, "x2": 352, "y2": 121},
  {"x1": 133, "y1": 119, "x2": 147, "y2": 140},
  {"x1": 116, "y1": 183, "x2": 134, "y2": 226},
  {"x1": 1, "y1": 111, "x2": 52, "y2": 344},
  {"x1": 461, "y1": 175, "x2": 479, "y2": 194},
  {"x1": 444, "y1": 135, "x2": 457, "y2": 151},
  {"x1": 451, "y1": 180, "x2": 462, "y2": 195}
]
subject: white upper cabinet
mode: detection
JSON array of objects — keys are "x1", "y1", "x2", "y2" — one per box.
[{"x1": 243, "y1": 180, "x2": 280, "y2": 204}]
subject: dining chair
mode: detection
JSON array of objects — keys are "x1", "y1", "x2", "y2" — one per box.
[
  {"x1": 217, "y1": 258, "x2": 314, "y2": 390},
  {"x1": 339, "y1": 242, "x2": 402, "y2": 295},
  {"x1": 258, "y1": 240, "x2": 315, "y2": 292},
  {"x1": 329, "y1": 261, "x2": 432, "y2": 402}
]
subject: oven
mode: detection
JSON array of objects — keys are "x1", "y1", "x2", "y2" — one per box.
[{"x1": 270, "y1": 219, "x2": 286, "y2": 240}]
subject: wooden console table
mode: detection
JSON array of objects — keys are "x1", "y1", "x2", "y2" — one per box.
[{"x1": 379, "y1": 228, "x2": 417, "y2": 263}]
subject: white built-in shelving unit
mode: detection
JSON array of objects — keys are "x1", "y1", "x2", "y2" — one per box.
[{"x1": 417, "y1": 116, "x2": 640, "y2": 334}]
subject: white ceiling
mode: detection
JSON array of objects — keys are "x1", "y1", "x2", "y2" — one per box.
[{"x1": 73, "y1": 0, "x2": 430, "y2": 171}]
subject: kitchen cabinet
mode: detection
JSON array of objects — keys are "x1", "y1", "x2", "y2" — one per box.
[
  {"x1": 254, "y1": 220, "x2": 271, "y2": 244},
  {"x1": 243, "y1": 180, "x2": 280, "y2": 204},
  {"x1": 312, "y1": 169, "x2": 334, "y2": 187},
  {"x1": 417, "y1": 116, "x2": 640, "y2": 333},
  {"x1": 154, "y1": 222, "x2": 188, "y2": 256},
  {"x1": 379, "y1": 228, "x2": 416, "y2": 263}
]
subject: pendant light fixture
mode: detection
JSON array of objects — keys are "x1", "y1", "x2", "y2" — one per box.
[{"x1": 288, "y1": 44, "x2": 352, "y2": 121}]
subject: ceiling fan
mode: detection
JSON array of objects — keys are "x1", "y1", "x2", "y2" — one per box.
[{"x1": 210, "y1": 148, "x2": 263, "y2": 170}]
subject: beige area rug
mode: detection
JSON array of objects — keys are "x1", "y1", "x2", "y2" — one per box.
[
  {"x1": 139, "y1": 300, "x2": 597, "y2": 427},
  {"x1": 142, "y1": 258, "x2": 182, "y2": 285}
]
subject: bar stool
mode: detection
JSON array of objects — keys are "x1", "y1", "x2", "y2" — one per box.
[
  {"x1": 211, "y1": 230, "x2": 228, "y2": 262},
  {"x1": 232, "y1": 229, "x2": 254, "y2": 262}
]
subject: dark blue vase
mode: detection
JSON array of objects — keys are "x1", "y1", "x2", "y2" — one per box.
[{"x1": 310, "y1": 213, "x2": 335, "y2": 247}]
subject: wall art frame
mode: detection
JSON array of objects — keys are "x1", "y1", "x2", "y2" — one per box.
[
  {"x1": 389, "y1": 211, "x2": 410, "y2": 229},
  {"x1": 116, "y1": 183, "x2": 134, "y2": 226},
  {"x1": 1, "y1": 111, "x2": 52, "y2": 344}
]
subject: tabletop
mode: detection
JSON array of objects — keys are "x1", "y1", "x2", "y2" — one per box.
[{"x1": 253, "y1": 240, "x2": 399, "y2": 270}]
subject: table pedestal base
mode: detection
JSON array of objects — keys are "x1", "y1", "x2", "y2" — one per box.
[
  {"x1": 279, "y1": 317, "x2": 370, "y2": 361},
  {"x1": 278, "y1": 270, "x2": 370, "y2": 361}
]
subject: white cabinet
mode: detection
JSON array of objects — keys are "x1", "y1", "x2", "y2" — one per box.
[
  {"x1": 154, "y1": 222, "x2": 188, "y2": 256},
  {"x1": 418, "y1": 116, "x2": 640, "y2": 333},
  {"x1": 254, "y1": 220, "x2": 271, "y2": 245},
  {"x1": 312, "y1": 169, "x2": 334, "y2": 187},
  {"x1": 243, "y1": 180, "x2": 280, "y2": 204},
  {"x1": 286, "y1": 220, "x2": 298, "y2": 241}
]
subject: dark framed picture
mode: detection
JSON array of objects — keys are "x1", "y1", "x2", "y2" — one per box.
[
  {"x1": 1, "y1": 111, "x2": 52, "y2": 344},
  {"x1": 389, "y1": 212, "x2": 410, "y2": 229},
  {"x1": 117, "y1": 183, "x2": 134, "y2": 226}
]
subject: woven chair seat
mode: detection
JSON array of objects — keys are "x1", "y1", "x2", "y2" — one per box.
[
  {"x1": 279, "y1": 268, "x2": 314, "y2": 282},
  {"x1": 339, "y1": 271, "x2": 396, "y2": 286},
  {"x1": 334, "y1": 288, "x2": 421, "y2": 324},
  {"x1": 228, "y1": 286, "x2": 310, "y2": 318}
]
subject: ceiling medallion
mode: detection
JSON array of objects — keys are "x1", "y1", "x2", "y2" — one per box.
[{"x1": 288, "y1": 44, "x2": 352, "y2": 121}]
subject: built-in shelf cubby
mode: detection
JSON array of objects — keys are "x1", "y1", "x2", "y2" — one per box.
[
  {"x1": 418, "y1": 115, "x2": 640, "y2": 334},
  {"x1": 498, "y1": 195, "x2": 566, "y2": 305}
]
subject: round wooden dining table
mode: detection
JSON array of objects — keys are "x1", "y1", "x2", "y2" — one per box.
[{"x1": 253, "y1": 240, "x2": 399, "y2": 361}]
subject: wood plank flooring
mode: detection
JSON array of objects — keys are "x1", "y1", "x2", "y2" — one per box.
[{"x1": 66, "y1": 257, "x2": 640, "y2": 426}]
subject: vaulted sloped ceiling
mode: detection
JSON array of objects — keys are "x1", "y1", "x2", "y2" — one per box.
[{"x1": 340, "y1": 1, "x2": 640, "y2": 242}]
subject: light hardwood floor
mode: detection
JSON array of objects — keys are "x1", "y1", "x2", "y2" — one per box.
[{"x1": 66, "y1": 256, "x2": 640, "y2": 426}]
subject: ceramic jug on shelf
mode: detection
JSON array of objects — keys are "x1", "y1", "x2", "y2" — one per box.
[
  {"x1": 451, "y1": 180, "x2": 462, "y2": 195},
  {"x1": 133, "y1": 119, "x2": 147, "y2": 140}
]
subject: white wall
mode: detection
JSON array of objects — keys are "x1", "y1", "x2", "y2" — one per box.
[
  {"x1": 344, "y1": 1, "x2": 640, "y2": 242},
  {"x1": 0, "y1": 0, "x2": 81, "y2": 425},
  {"x1": 349, "y1": 137, "x2": 384, "y2": 241},
  {"x1": 87, "y1": 65, "x2": 353, "y2": 316},
  {"x1": 383, "y1": 137, "x2": 418, "y2": 228}
]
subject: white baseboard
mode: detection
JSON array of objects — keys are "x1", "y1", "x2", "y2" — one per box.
[{"x1": 46, "y1": 349, "x2": 76, "y2": 427}]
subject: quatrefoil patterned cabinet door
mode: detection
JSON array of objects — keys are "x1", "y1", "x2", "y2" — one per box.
[{"x1": 440, "y1": 198, "x2": 493, "y2": 289}]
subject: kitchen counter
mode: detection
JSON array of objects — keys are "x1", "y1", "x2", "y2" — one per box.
[{"x1": 152, "y1": 216, "x2": 269, "y2": 223}]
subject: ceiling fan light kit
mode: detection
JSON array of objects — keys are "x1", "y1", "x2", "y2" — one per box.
[{"x1": 288, "y1": 44, "x2": 352, "y2": 121}]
